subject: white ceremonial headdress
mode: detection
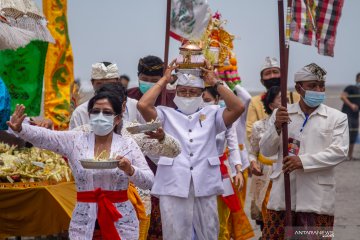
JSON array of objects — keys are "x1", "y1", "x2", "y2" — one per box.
[
  {"x1": 91, "y1": 62, "x2": 119, "y2": 80},
  {"x1": 260, "y1": 57, "x2": 280, "y2": 72},
  {"x1": 176, "y1": 73, "x2": 205, "y2": 88},
  {"x1": 294, "y1": 63, "x2": 327, "y2": 82}
]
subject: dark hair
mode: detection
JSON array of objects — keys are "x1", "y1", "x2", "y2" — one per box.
[
  {"x1": 120, "y1": 75, "x2": 130, "y2": 82},
  {"x1": 356, "y1": 73, "x2": 360, "y2": 81},
  {"x1": 261, "y1": 86, "x2": 281, "y2": 115},
  {"x1": 204, "y1": 86, "x2": 220, "y2": 99},
  {"x1": 137, "y1": 55, "x2": 164, "y2": 77},
  {"x1": 88, "y1": 91, "x2": 123, "y2": 115},
  {"x1": 96, "y1": 82, "x2": 127, "y2": 102}
]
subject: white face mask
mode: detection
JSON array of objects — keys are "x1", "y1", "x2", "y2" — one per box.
[
  {"x1": 173, "y1": 95, "x2": 203, "y2": 115},
  {"x1": 201, "y1": 100, "x2": 215, "y2": 108},
  {"x1": 90, "y1": 112, "x2": 116, "y2": 136}
]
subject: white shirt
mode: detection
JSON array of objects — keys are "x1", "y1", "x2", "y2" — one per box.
[
  {"x1": 151, "y1": 105, "x2": 228, "y2": 198},
  {"x1": 234, "y1": 85, "x2": 252, "y2": 170},
  {"x1": 259, "y1": 103, "x2": 349, "y2": 215},
  {"x1": 216, "y1": 124, "x2": 242, "y2": 177}
]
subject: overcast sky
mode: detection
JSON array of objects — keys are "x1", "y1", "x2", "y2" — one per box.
[{"x1": 35, "y1": 0, "x2": 360, "y2": 92}]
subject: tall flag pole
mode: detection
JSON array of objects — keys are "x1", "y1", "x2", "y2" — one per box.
[
  {"x1": 278, "y1": 0, "x2": 292, "y2": 227},
  {"x1": 162, "y1": 0, "x2": 171, "y2": 105}
]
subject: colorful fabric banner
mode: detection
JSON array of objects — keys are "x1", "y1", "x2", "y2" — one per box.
[
  {"x1": 0, "y1": 40, "x2": 48, "y2": 117},
  {"x1": 170, "y1": 0, "x2": 211, "y2": 41},
  {"x1": 43, "y1": 0, "x2": 74, "y2": 130},
  {"x1": 0, "y1": 78, "x2": 11, "y2": 130},
  {"x1": 290, "y1": 0, "x2": 344, "y2": 57}
]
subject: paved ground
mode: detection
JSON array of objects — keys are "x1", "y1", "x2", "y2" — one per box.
[{"x1": 244, "y1": 159, "x2": 360, "y2": 240}]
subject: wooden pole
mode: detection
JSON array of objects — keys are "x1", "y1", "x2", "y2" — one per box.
[
  {"x1": 161, "y1": 0, "x2": 171, "y2": 105},
  {"x1": 277, "y1": 0, "x2": 292, "y2": 227}
]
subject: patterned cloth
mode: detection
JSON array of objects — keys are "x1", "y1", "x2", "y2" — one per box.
[
  {"x1": 18, "y1": 124, "x2": 154, "y2": 240},
  {"x1": 290, "y1": 0, "x2": 345, "y2": 57},
  {"x1": 262, "y1": 209, "x2": 334, "y2": 240}
]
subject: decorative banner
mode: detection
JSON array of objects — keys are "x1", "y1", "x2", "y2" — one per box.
[
  {"x1": 170, "y1": 0, "x2": 211, "y2": 41},
  {"x1": 0, "y1": 40, "x2": 48, "y2": 116},
  {"x1": 290, "y1": 0, "x2": 344, "y2": 57},
  {"x1": 43, "y1": 0, "x2": 74, "y2": 130},
  {"x1": 0, "y1": 78, "x2": 11, "y2": 130}
]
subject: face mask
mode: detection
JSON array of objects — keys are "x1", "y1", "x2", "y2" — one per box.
[
  {"x1": 174, "y1": 95, "x2": 203, "y2": 115},
  {"x1": 90, "y1": 112, "x2": 116, "y2": 136},
  {"x1": 139, "y1": 80, "x2": 156, "y2": 94},
  {"x1": 263, "y1": 78, "x2": 281, "y2": 90},
  {"x1": 356, "y1": 82, "x2": 360, "y2": 87},
  {"x1": 201, "y1": 101, "x2": 215, "y2": 108},
  {"x1": 218, "y1": 100, "x2": 226, "y2": 108},
  {"x1": 301, "y1": 87, "x2": 326, "y2": 108}
]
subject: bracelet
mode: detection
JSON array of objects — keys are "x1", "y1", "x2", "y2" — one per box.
[{"x1": 214, "y1": 81, "x2": 224, "y2": 90}]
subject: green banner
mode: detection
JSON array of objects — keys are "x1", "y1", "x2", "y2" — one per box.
[{"x1": 0, "y1": 41, "x2": 48, "y2": 116}]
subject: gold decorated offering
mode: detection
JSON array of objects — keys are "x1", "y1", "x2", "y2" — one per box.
[
  {"x1": 176, "y1": 42, "x2": 206, "y2": 71},
  {"x1": 0, "y1": 143, "x2": 72, "y2": 183}
]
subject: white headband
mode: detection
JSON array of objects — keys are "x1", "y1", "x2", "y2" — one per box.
[
  {"x1": 261, "y1": 56, "x2": 280, "y2": 72},
  {"x1": 294, "y1": 63, "x2": 326, "y2": 82},
  {"x1": 91, "y1": 62, "x2": 119, "y2": 80},
  {"x1": 176, "y1": 73, "x2": 205, "y2": 88}
]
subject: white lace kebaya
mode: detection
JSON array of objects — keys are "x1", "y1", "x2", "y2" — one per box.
[{"x1": 17, "y1": 124, "x2": 154, "y2": 240}]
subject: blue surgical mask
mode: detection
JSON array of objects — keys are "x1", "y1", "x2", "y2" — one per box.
[
  {"x1": 139, "y1": 80, "x2": 156, "y2": 94},
  {"x1": 301, "y1": 87, "x2": 326, "y2": 108},
  {"x1": 90, "y1": 112, "x2": 115, "y2": 136},
  {"x1": 219, "y1": 100, "x2": 226, "y2": 108}
]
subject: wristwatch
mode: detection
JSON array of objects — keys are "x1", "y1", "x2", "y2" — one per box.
[{"x1": 214, "y1": 81, "x2": 224, "y2": 90}]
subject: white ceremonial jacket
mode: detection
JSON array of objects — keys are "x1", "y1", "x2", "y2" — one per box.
[
  {"x1": 151, "y1": 105, "x2": 228, "y2": 198},
  {"x1": 259, "y1": 103, "x2": 349, "y2": 215}
]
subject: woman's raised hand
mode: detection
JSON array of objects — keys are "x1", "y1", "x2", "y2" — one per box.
[{"x1": 7, "y1": 104, "x2": 27, "y2": 132}]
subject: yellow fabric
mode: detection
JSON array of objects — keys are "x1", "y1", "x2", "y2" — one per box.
[
  {"x1": 127, "y1": 183, "x2": 149, "y2": 240},
  {"x1": 246, "y1": 91, "x2": 300, "y2": 142},
  {"x1": 138, "y1": 215, "x2": 150, "y2": 240},
  {"x1": 127, "y1": 183, "x2": 147, "y2": 221},
  {"x1": 261, "y1": 181, "x2": 272, "y2": 221},
  {"x1": 43, "y1": 0, "x2": 74, "y2": 130},
  {"x1": 0, "y1": 181, "x2": 76, "y2": 236},
  {"x1": 258, "y1": 153, "x2": 276, "y2": 166},
  {"x1": 218, "y1": 169, "x2": 254, "y2": 240}
]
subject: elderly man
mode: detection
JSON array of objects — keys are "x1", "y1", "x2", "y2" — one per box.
[
  {"x1": 259, "y1": 63, "x2": 349, "y2": 239},
  {"x1": 137, "y1": 62, "x2": 244, "y2": 240}
]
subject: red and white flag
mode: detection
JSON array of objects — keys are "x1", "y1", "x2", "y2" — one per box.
[
  {"x1": 170, "y1": 0, "x2": 211, "y2": 41},
  {"x1": 289, "y1": 0, "x2": 344, "y2": 57}
]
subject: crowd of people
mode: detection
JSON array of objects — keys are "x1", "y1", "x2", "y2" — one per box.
[{"x1": 0, "y1": 54, "x2": 351, "y2": 240}]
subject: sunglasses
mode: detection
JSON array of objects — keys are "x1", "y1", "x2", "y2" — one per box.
[{"x1": 89, "y1": 109, "x2": 116, "y2": 116}]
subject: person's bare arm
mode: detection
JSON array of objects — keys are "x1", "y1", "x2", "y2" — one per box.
[
  {"x1": 341, "y1": 92, "x2": 358, "y2": 112},
  {"x1": 137, "y1": 60, "x2": 177, "y2": 122}
]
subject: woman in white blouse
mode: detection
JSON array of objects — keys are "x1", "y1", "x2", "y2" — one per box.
[
  {"x1": 248, "y1": 86, "x2": 281, "y2": 231},
  {"x1": 7, "y1": 92, "x2": 154, "y2": 240}
]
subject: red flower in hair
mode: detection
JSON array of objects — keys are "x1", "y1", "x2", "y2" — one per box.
[{"x1": 261, "y1": 93, "x2": 267, "y2": 101}]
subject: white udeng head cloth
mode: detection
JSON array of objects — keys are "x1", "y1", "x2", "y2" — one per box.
[
  {"x1": 294, "y1": 63, "x2": 327, "y2": 82},
  {"x1": 176, "y1": 73, "x2": 205, "y2": 88},
  {"x1": 261, "y1": 56, "x2": 280, "y2": 72},
  {"x1": 91, "y1": 62, "x2": 119, "y2": 80}
]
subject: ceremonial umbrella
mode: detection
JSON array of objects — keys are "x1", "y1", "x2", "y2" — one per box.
[{"x1": 0, "y1": 0, "x2": 54, "y2": 50}]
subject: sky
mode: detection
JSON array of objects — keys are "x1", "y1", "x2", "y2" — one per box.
[{"x1": 35, "y1": 0, "x2": 360, "y2": 92}]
